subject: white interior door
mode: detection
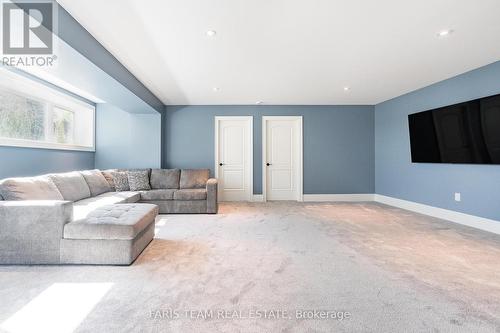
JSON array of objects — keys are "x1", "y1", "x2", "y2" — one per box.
[
  {"x1": 215, "y1": 116, "x2": 253, "y2": 201},
  {"x1": 263, "y1": 116, "x2": 303, "y2": 201}
]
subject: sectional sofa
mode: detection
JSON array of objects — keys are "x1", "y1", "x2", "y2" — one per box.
[{"x1": 0, "y1": 168, "x2": 217, "y2": 265}]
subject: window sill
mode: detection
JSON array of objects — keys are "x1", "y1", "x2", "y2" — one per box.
[{"x1": 0, "y1": 138, "x2": 95, "y2": 153}]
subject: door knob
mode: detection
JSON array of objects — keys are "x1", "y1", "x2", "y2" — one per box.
[
  {"x1": 266, "y1": 163, "x2": 271, "y2": 166},
  {"x1": 219, "y1": 163, "x2": 224, "y2": 166}
]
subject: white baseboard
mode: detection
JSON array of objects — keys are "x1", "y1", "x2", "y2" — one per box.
[
  {"x1": 374, "y1": 194, "x2": 500, "y2": 235},
  {"x1": 252, "y1": 194, "x2": 264, "y2": 202},
  {"x1": 303, "y1": 194, "x2": 375, "y2": 202}
]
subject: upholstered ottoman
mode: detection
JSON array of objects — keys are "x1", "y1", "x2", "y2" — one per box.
[{"x1": 60, "y1": 204, "x2": 158, "y2": 265}]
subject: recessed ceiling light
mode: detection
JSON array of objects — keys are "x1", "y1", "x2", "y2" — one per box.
[
  {"x1": 343, "y1": 86, "x2": 350, "y2": 92},
  {"x1": 212, "y1": 87, "x2": 220, "y2": 92},
  {"x1": 437, "y1": 29, "x2": 453, "y2": 37},
  {"x1": 256, "y1": 101, "x2": 263, "y2": 105},
  {"x1": 206, "y1": 30, "x2": 217, "y2": 37}
]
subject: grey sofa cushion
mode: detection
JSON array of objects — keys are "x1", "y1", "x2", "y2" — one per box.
[
  {"x1": 150, "y1": 169, "x2": 180, "y2": 189},
  {"x1": 80, "y1": 170, "x2": 112, "y2": 196},
  {"x1": 140, "y1": 189, "x2": 176, "y2": 201},
  {"x1": 73, "y1": 191, "x2": 140, "y2": 221},
  {"x1": 64, "y1": 203, "x2": 159, "y2": 240},
  {"x1": 180, "y1": 169, "x2": 209, "y2": 189},
  {"x1": 0, "y1": 176, "x2": 63, "y2": 200},
  {"x1": 111, "y1": 171, "x2": 130, "y2": 191},
  {"x1": 101, "y1": 169, "x2": 117, "y2": 191},
  {"x1": 49, "y1": 172, "x2": 91, "y2": 202},
  {"x1": 128, "y1": 171, "x2": 151, "y2": 191},
  {"x1": 174, "y1": 189, "x2": 207, "y2": 200}
]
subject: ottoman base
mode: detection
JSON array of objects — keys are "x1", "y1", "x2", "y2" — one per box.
[{"x1": 60, "y1": 222, "x2": 155, "y2": 265}]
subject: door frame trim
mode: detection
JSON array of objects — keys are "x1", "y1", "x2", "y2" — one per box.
[
  {"x1": 262, "y1": 116, "x2": 303, "y2": 202},
  {"x1": 214, "y1": 116, "x2": 253, "y2": 201}
]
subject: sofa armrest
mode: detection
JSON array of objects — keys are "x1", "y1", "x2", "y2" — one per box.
[
  {"x1": 206, "y1": 178, "x2": 218, "y2": 214},
  {"x1": 0, "y1": 200, "x2": 73, "y2": 264}
]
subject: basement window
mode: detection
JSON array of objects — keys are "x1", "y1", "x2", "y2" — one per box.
[{"x1": 0, "y1": 69, "x2": 95, "y2": 152}]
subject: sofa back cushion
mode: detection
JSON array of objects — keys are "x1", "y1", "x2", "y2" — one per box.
[
  {"x1": 0, "y1": 176, "x2": 63, "y2": 200},
  {"x1": 150, "y1": 169, "x2": 180, "y2": 189},
  {"x1": 180, "y1": 169, "x2": 209, "y2": 189},
  {"x1": 48, "y1": 172, "x2": 91, "y2": 202},
  {"x1": 80, "y1": 170, "x2": 112, "y2": 196}
]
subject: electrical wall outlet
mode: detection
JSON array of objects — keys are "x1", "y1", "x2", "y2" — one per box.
[{"x1": 454, "y1": 193, "x2": 461, "y2": 202}]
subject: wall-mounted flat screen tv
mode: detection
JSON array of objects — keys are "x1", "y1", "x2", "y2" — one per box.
[{"x1": 408, "y1": 93, "x2": 500, "y2": 164}]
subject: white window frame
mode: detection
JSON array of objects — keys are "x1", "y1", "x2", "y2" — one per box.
[{"x1": 0, "y1": 69, "x2": 95, "y2": 152}]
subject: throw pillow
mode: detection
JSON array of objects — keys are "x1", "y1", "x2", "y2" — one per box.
[
  {"x1": 111, "y1": 171, "x2": 130, "y2": 191},
  {"x1": 101, "y1": 169, "x2": 117, "y2": 191},
  {"x1": 128, "y1": 171, "x2": 151, "y2": 191}
]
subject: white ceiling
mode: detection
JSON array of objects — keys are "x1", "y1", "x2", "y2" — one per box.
[{"x1": 58, "y1": 0, "x2": 500, "y2": 105}]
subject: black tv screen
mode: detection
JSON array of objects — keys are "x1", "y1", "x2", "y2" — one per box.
[{"x1": 408, "y1": 93, "x2": 500, "y2": 164}]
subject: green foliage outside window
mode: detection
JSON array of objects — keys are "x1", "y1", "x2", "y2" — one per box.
[
  {"x1": 0, "y1": 90, "x2": 45, "y2": 141},
  {"x1": 52, "y1": 108, "x2": 74, "y2": 144}
]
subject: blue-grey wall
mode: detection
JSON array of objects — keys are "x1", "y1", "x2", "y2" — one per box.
[
  {"x1": 0, "y1": 146, "x2": 94, "y2": 179},
  {"x1": 95, "y1": 104, "x2": 161, "y2": 169},
  {"x1": 375, "y1": 61, "x2": 500, "y2": 221},
  {"x1": 56, "y1": 1, "x2": 165, "y2": 168},
  {"x1": 165, "y1": 105, "x2": 374, "y2": 194}
]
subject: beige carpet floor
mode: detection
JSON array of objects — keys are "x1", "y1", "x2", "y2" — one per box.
[{"x1": 1, "y1": 202, "x2": 500, "y2": 332}]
